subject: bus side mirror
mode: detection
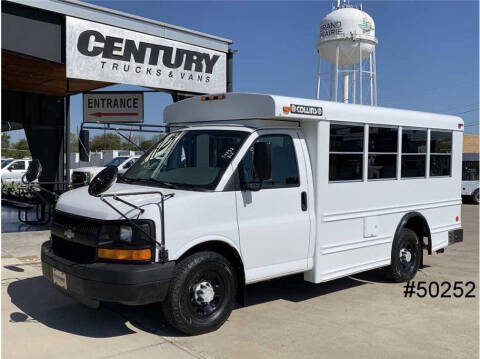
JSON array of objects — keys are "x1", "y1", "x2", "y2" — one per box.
[
  {"x1": 79, "y1": 129, "x2": 90, "y2": 162},
  {"x1": 253, "y1": 142, "x2": 273, "y2": 181},
  {"x1": 22, "y1": 159, "x2": 42, "y2": 183}
]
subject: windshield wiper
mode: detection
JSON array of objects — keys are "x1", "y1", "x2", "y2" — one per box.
[
  {"x1": 117, "y1": 175, "x2": 132, "y2": 183},
  {"x1": 122, "y1": 177, "x2": 178, "y2": 189},
  {"x1": 146, "y1": 178, "x2": 178, "y2": 189}
]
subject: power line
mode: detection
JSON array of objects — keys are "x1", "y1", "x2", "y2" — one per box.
[
  {"x1": 438, "y1": 102, "x2": 479, "y2": 113},
  {"x1": 451, "y1": 108, "x2": 480, "y2": 115}
]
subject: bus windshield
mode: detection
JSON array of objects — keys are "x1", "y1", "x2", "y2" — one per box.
[{"x1": 122, "y1": 130, "x2": 248, "y2": 190}]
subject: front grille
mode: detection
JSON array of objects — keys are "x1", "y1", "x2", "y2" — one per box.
[
  {"x1": 52, "y1": 235, "x2": 96, "y2": 263},
  {"x1": 51, "y1": 211, "x2": 156, "y2": 264},
  {"x1": 52, "y1": 212, "x2": 102, "y2": 263},
  {"x1": 71, "y1": 172, "x2": 87, "y2": 187},
  {"x1": 54, "y1": 212, "x2": 101, "y2": 237}
]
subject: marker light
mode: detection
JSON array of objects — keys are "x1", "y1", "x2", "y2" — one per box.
[
  {"x1": 97, "y1": 248, "x2": 151, "y2": 261},
  {"x1": 283, "y1": 106, "x2": 291, "y2": 114},
  {"x1": 201, "y1": 94, "x2": 226, "y2": 101},
  {"x1": 456, "y1": 216, "x2": 460, "y2": 222}
]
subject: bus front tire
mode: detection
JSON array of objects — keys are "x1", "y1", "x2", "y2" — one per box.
[
  {"x1": 385, "y1": 228, "x2": 421, "y2": 283},
  {"x1": 161, "y1": 251, "x2": 236, "y2": 335}
]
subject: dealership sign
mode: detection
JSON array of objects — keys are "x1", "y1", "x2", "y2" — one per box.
[
  {"x1": 66, "y1": 17, "x2": 227, "y2": 93},
  {"x1": 83, "y1": 92, "x2": 144, "y2": 123}
]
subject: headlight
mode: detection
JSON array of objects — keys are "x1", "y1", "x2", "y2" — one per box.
[
  {"x1": 119, "y1": 225, "x2": 133, "y2": 243},
  {"x1": 98, "y1": 220, "x2": 154, "y2": 247}
]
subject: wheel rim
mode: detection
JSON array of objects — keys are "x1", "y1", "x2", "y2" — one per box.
[
  {"x1": 399, "y1": 239, "x2": 417, "y2": 274},
  {"x1": 186, "y1": 270, "x2": 226, "y2": 320}
]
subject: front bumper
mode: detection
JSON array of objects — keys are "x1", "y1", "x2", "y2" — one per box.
[{"x1": 41, "y1": 241, "x2": 175, "y2": 306}]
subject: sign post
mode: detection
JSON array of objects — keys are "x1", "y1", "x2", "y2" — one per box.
[{"x1": 83, "y1": 92, "x2": 144, "y2": 123}]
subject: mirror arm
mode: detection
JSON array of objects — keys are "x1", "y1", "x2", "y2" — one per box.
[
  {"x1": 115, "y1": 130, "x2": 143, "y2": 152},
  {"x1": 99, "y1": 191, "x2": 175, "y2": 262},
  {"x1": 112, "y1": 194, "x2": 145, "y2": 213},
  {"x1": 244, "y1": 181, "x2": 263, "y2": 192},
  {"x1": 27, "y1": 184, "x2": 60, "y2": 199}
]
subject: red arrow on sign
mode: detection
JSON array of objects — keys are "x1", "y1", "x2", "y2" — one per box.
[{"x1": 90, "y1": 112, "x2": 139, "y2": 117}]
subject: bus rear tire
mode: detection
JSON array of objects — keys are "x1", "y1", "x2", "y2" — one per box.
[
  {"x1": 161, "y1": 251, "x2": 236, "y2": 335},
  {"x1": 472, "y1": 189, "x2": 479, "y2": 205},
  {"x1": 385, "y1": 228, "x2": 421, "y2": 283}
]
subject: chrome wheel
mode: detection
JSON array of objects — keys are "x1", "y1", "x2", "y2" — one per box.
[
  {"x1": 399, "y1": 248, "x2": 412, "y2": 264},
  {"x1": 193, "y1": 281, "x2": 215, "y2": 305},
  {"x1": 385, "y1": 228, "x2": 421, "y2": 282},
  {"x1": 399, "y1": 239, "x2": 417, "y2": 275},
  {"x1": 187, "y1": 270, "x2": 226, "y2": 319}
]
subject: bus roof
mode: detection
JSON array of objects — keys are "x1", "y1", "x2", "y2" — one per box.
[{"x1": 164, "y1": 93, "x2": 463, "y2": 131}]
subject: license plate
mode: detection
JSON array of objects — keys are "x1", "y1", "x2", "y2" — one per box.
[{"x1": 52, "y1": 268, "x2": 67, "y2": 290}]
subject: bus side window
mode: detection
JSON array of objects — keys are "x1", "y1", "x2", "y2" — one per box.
[
  {"x1": 329, "y1": 124, "x2": 364, "y2": 181},
  {"x1": 430, "y1": 131, "x2": 452, "y2": 177},
  {"x1": 401, "y1": 129, "x2": 427, "y2": 178}
]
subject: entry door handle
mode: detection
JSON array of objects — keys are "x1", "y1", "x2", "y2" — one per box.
[{"x1": 301, "y1": 191, "x2": 308, "y2": 211}]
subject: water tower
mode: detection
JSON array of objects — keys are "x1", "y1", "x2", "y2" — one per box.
[{"x1": 315, "y1": 1, "x2": 378, "y2": 105}]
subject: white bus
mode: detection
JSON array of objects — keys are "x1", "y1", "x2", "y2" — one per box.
[
  {"x1": 41, "y1": 93, "x2": 463, "y2": 335},
  {"x1": 461, "y1": 153, "x2": 479, "y2": 204}
]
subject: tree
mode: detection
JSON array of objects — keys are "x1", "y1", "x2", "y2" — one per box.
[
  {"x1": 139, "y1": 134, "x2": 165, "y2": 151},
  {"x1": 70, "y1": 133, "x2": 78, "y2": 151},
  {"x1": 13, "y1": 138, "x2": 29, "y2": 152},
  {"x1": 2, "y1": 133, "x2": 10, "y2": 149},
  {"x1": 120, "y1": 134, "x2": 139, "y2": 151},
  {"x1": 3, "y1": 138, "x2": 31, "y2": 158},
  {"x1": 90, "y1": 133, "x2": 122, "y2": 151}
]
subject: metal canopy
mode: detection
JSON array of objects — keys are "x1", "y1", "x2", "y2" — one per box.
[
  {"x1": 1, "y1": 0, "x2": 234, "y2": 186},
  {"x1": 6, "y1": 0, "x2": 232, "y2": 52},
  {"x1": 2, "y1": 0, "x2": 233, "y2": 97}
]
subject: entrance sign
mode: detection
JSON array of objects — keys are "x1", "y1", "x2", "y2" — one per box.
[
  {"x1": 83, "y1": 92, "x2": 144, "y2": 123},
  {"x1": 66, "y1": 17, "x2": 227, "y2": 94}
]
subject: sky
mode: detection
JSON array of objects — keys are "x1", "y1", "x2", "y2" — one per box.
[{"x1": 8, "y1": 0, "x2": 480, "y2": 142}]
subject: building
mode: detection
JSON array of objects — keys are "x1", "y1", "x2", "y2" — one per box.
[
  {"x1": 463, "y1": 134, "x2": 479, "y2": 154},
  {"x1": 2, "y1": 0, "x2": 233, "y2": 185},
  {"x1": 462, "y1": 134, "x2": 479, "y2": 186}
]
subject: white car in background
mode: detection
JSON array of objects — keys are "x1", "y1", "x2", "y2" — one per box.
[
  {"x1": 71, "y1": 156, "x2": 139, "y2": 188},
  {"x1": 1, "y1": 158, "x2": 32, "y2": 183}
]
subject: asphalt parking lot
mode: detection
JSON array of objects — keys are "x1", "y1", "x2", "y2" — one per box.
[{"x1": 2, "y1": 204, "x2": 478, "y2": 359}]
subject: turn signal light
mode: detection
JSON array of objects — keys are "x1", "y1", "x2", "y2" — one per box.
[
  {"x1": 283, "y1": 106, "x2": 291, "y2": 114},
  {"x1": 97, "y1": 248, "x2": 151, "y2": 261}
]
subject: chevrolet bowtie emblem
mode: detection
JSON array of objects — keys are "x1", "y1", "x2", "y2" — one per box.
[{"x1": 64, "y1": 229, "x2": 75, "y2": 240}]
